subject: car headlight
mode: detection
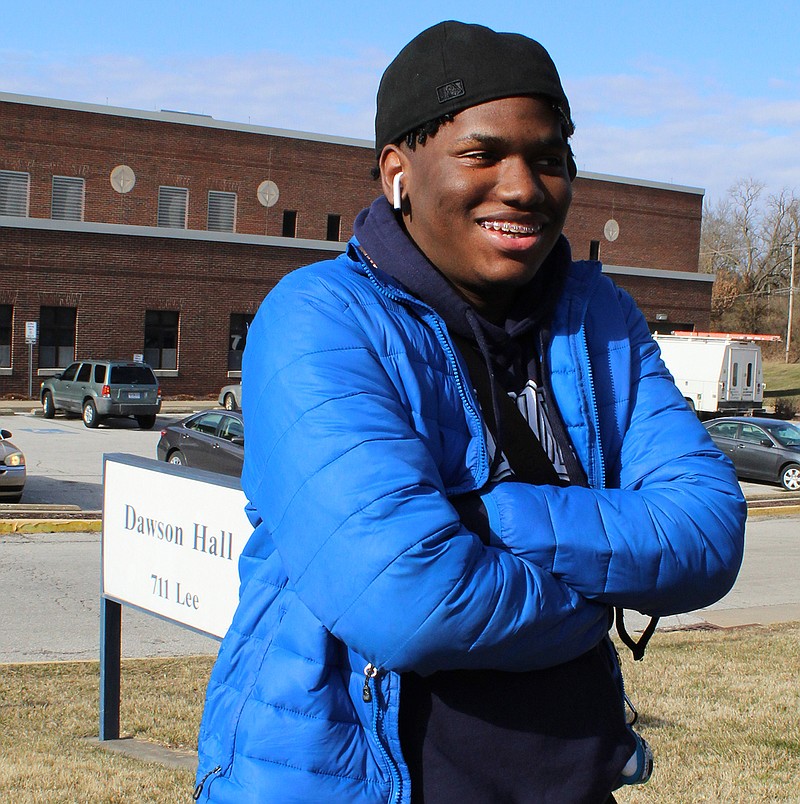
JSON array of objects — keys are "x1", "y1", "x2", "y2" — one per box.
[{"x1": 3, "y1": 452, "x2": 25, "y2": 467}]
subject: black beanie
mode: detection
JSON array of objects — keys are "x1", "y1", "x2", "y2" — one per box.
[{"x1": 375, "y1": 21, "x2": 572, "y2": 156}]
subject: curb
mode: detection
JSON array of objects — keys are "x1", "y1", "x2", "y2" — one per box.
[
  {"x1": 1, "y1": 400, "x2": 220, "y2": 417},
  {"x1": 747, "y1": 504, "x2": 800, "y2": 518},
  {"x1": 0, "y1": 518, "x2": 102, "y2": 534}
]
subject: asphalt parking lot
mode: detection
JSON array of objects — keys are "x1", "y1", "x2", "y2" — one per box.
[
  {"x1": 1, "y1": 402, "x2": 218, "y2": 510},
  {"x1": 1, "y1": 401, "x2": 799, "y2": 662}
]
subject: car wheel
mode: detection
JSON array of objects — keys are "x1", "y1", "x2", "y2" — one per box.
[
  {"x1": 780, "y1": 463, "x2": 800, "y2": 492},
  {"x1": 82, "y1": 400, "x2": 99, "y2": 428},
  {"x1": 4, "y1": 493, "x2": 22, "y2": 504},
  {"x1": 224, "y1": 393, "x2": 238, "y2": 411},
  {"x1": 137, "y1": 414, "x2": 157, "y2": 430},
  {"x1": 42, "y1": 391, "x2": 56, "y2": 419},
  {"x1": 168, "y1": 450, "x2": 187, "y2": 466}
]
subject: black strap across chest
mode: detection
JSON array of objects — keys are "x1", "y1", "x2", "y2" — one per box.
[{"x1": 451, "y1": 332, "x2": 564, "y2": 487}]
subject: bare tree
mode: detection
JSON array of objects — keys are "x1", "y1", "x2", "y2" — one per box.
[{"x1": 701, "y1": 179, "x2": 800, "y2": 335}]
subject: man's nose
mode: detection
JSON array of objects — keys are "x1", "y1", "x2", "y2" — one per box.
[{"x1": 495, "y1": 157, "x2": 545, "y2": 206}]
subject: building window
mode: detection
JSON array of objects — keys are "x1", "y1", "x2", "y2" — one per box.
[
  {"x1": 589, "y1": 240, "x2": 600, "y2": 261},
  {"x1": 0, "y1": 305, "x2": 11, "y2": 367},
  {"x1": 39, "y1": 306, "x2": 76, "y2": 368},
  {"x1": 228, "y1": 313, "x2": 255, "y2": 371},
  {"x1": 144, "y1": 310, "x2": 179, "y2": 370},
  {"x1": 0, "y1": 170, "x2": 30, "y2": 217},
  {"x1": 208, "y1": 191, "x2": 237, "y2": 232},
  {"x1": 282, "y1": 210, "x2": 297, "y2": 238},
  {"x1": 326, "y1": 214, "x2": 341, "y2": 242},
  {"x1": 157, "y1": 187, "x2": 189, "y2": 229},
  {"x1": 51, "y1": 176, "x2": 85, "y2": 221}
]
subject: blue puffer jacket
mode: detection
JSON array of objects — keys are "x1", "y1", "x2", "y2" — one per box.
[{"x1": 195, "y1": 240, "x2": 746, "y2": 802}]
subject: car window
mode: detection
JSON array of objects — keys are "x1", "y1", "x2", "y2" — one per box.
[
  {"x1": 109, "y1": 365, "x2": 157, "y2": 385},
  {"x1": 76, "y1": 363, "x2": 92, "y2": 382},
  {"x1": 708, "y1": 421, "x2": 739, "y2": 439},
  {"x1": 60, "y1": 363, "x2": 80, "y2": 382},
  {"x1": 765, "y1": 422, "x2": 800, "y2": 447},
  {"x1": 94, "y1": 364, "x2": 106, "y2": 383},
  {"x1": 739, "y1": 424, "x2": 767, "y2": 444},
  {"x1": 186, "y1": 412, "x2": 226, "y2": 435},
  {"x1": 219, "y1": 416, "x2": 244, "y2": 441}
]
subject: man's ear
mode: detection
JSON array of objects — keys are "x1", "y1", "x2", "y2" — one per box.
[{"x1": 378, "y1": 145, "x2": 406, "y2": 209}]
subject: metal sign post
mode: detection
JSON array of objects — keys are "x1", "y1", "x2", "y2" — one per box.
[{"x1": 25, "y1": 321, "x2": 38, "y2": 399}]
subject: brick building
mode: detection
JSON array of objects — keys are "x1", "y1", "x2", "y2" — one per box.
[{"x1": 0, "y1": 92, "x2": 711, "y2": 398}]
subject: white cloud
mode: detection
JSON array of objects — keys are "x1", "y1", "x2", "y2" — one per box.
[
  {"x1": 0, "y1": 48, "x2": 382, "y2": 139},
  {"x1": 567, "y1": 68, "x2": 800, "y2": 202},
  {"x1": 2, "y1": 49, "x2": 798, "y2": 205}
]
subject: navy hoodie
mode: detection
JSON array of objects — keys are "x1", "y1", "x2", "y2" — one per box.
[{"x1": 354, "y1": 196, "x2": 635, "y2": 804}]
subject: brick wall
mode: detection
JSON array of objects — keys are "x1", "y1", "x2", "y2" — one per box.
[
  {"x1": 0, "y1": 96, "x2": 711, "y2": 398},
  {"x1": 2, "y1": 101, "x2": 378, "y2": 241},
  {"x1": 0, "y1": 226, "x2": 337, "y2": 397},
  {"x1": 567, "y1": 177, "x2": 703, "y2": 273},
  {"x1": 610, "y1": 273, "x2": 713, "y2": 331}
]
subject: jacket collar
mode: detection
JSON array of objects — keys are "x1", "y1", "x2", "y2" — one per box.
[{"x1": 352, "y1": 195, "x2": 572, "y2": 350}]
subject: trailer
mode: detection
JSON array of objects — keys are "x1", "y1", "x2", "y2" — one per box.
[{"x1": 653, "y1": 332, "x2": 778, "y2": 417}]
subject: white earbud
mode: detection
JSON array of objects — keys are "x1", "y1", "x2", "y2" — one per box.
[{"x1": 392, "y1": 171, "x2": 404, "y2": 211}]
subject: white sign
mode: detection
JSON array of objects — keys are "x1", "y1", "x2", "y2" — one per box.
[
  {"x1": 102, "y1": 454, "x2": 251, "y2": 638},
  {"x1": 25, "y1": 321, "x2": 38, "y2": 343},
  {"x1": 132, "y1": 353, "x2": 144, "y2": 363}
]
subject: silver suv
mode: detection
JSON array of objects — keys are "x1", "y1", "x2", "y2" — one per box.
[{"x1": 40, "y1": 360, "x2": 162, "y2": 429}]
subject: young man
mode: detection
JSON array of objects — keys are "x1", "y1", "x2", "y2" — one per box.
[{"x1": 195, "y1": 22, "x2": 746, "y2": 803}]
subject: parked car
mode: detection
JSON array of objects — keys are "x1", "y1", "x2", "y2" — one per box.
[
  {"x1": 218, "y1": 383, "x2": 242, "y2": 411},
  {"x1": 0, "y1": 428, "x2": 26, "y2": 503},
  {"x1": 704, "y1": 416, "x2": 800, "y2": 491},
  {"x1": 157, "y1": 409, "x2": 244, "y2": 477},
  {"x1": 40, "y1": 360, "x2": 162, "y2": 429}
]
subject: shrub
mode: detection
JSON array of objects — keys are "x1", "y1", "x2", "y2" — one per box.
[{"x1": 774, "y1": 397, "x2": 798, "y2": 419}]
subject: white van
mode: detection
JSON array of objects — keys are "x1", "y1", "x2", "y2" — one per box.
[{"x1": 653, "y1": 332, "x2": 772, "y2": 416}]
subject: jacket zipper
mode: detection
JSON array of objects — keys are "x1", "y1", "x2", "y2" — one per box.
[
  {"x1": 192, "y1": 765, "x2": 222, "y2": 800},
  {"x1": 357, "y1": 246, "x2": 489, "y2": 483},
  {"x1": 578, "y1": 324, "x2": 606, "y2": 489},
  {"x1": 363, "y1": 663, "x2": 404, "y2": 803}
]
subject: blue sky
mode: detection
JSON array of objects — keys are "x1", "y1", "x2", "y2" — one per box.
[{"x1": 4, "y1": 1, "x2": 799, "y2": 203}]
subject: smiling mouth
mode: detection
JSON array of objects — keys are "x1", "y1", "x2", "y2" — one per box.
[{"x1": 479, "y1": 220, "x2": 543, "y2": 237}]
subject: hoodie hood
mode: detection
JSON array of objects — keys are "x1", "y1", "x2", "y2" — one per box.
[{"x1": 353, "y1": 195, "x2": 571, "y2": 389}]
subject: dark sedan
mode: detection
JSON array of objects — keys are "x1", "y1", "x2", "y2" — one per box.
[
  {"x1": 704, "y1": 417, "x2": 800, "y2": 491},
  {"x1": 156, "y1": 409, "x2": 244, "y2": 477}
]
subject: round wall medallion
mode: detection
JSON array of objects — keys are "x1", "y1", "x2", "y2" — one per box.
[
  {"x1": 604, "y1": 219, "x2": 620, "y2": 242},
  {"x1": 110, "y1": 165, "x2": 136, "y2": 194},
  {"x1": 257, "y1": 180, "x2": 280, "y2": 208}
]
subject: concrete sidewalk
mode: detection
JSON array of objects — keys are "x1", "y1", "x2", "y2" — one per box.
[{"x1": 0, "y1": 397, "x2": 218, "y2": 416}]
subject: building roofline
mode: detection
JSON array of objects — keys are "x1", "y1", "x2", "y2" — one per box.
[
  {"x1": 0, "y1": 90, "x2": 374, "y2": 150},
  {"x1": 603, "y1": 263, "x2": 714, "y2": 282},
  {"x1": 2, "y1": 91, "x2": 704, "y2": 195},
  {"x1": 0, "y1": 215, "x2": 347, "y2": 252},
  {"x1": 575, "y1": 169, "x2": 704, "y2": 196}
]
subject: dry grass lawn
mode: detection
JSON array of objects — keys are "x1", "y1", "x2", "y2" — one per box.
[
  {"x1": 0, "y1": 623, "x2": 798, "y2": 803},
  {"x1": 0, "y1": 656, "x2": 214, "y2": 803},
  {"x1": 617, "y1": 622, "x2": 800, "y2": 803}
]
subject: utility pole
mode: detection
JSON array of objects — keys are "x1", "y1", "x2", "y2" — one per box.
[{"x1": 787, "y1": 241, "x2": 796, "y2": 364}]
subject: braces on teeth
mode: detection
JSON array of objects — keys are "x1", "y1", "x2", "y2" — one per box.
[{"x1": 482, "y1": 221, "x2": 539, "y2": 234}]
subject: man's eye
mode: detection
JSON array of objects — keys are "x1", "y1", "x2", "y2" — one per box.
[{"x1": 463, "y1": 151, "x2": 497, "y2": 162}]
